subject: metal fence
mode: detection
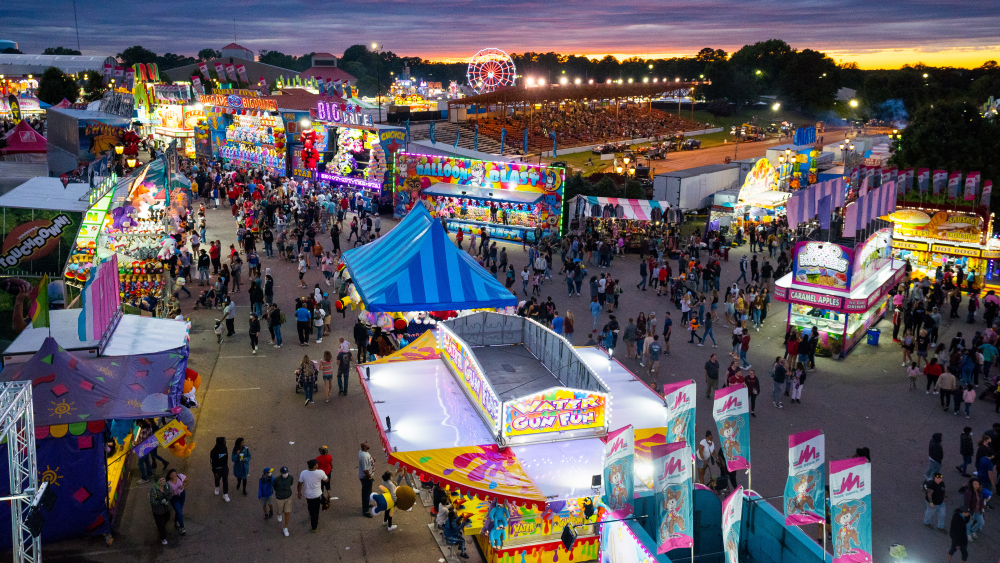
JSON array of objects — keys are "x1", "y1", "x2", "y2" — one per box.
[{"x1": 444, "y1": 312, "x2": 608, "y2": 394}]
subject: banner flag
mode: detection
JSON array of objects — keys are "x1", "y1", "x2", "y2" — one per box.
[
  {"x1": 214, "y1": 63, "x2": 226, "y2": 81},
  {"x1": 917, "y1": 168, "x2": 929, "y2": 195},
  {"x1": 198, "y1": 62, "x2": 210, "y2": 80},
  {"x1": 843, "y1": 201, "x2": 857, "y2": 238},
  {"x1": 712, "y1": 385, "x2": 751, "y2": 471},
  {"x1": 603, "y1": 425, "x2": 634, "y2": 516},
  {"x1": 653, "y1": 442, "x2": 694, "y2": 554},
  {"x1": 722, "y1": 486, "x2": 745, "y2": 563},
  {"x1": 982, "y1": 180, "x2": 993, "y2": 208},
  {"x1": 191, "y1": 76, "x2": 204, "y2": 95},
  {"x1": 225, "y1": 64, "x2": 238, "y2": 83},
  {"x1": 965, "y1": 172, "x2": 980, "y2": 201},
  {"x1": 236, "y1": 64, "x2": 249, "y2": 83},
  {"x1": 830, "y1": 457, "x2": 872, "y2": 563},
  {"x1": 947, "y1": 171, "x2": 962, "y2": 200},
  {"x1": 818, "y1": 194, "x2": 833, "y2": 230},
  {"x1": 859, "y1": 174, "x2": 868, "y2": 197},
  {"x1": 932, "y1": 170, "x2": 947, "y2": 195},
  {"x1": 784, "y1": 429, "x2": 826, "y2": 526},
  {"x1": 662, "y1": 380, "x2": 696, "y2": 451},
  {"x1": 902, "y1": 168, "x2": 913, "y2": 194}
]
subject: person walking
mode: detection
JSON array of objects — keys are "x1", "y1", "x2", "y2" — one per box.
[
  {"x1": 232, "y1": 438, "x2": 251, "y2": 496},
  {"x1": 745, "y1": 370, "x2": 760, "y2": 417},
  {"x1": 704, "y1": 353, "x2": 720, "y2": 400},
  {"x1": 564, "y1": 311, "x2": 575, "y2": 344},
  {"x1": 259, "y1": 467, "x2": 275, "y2": 520},
  {"x1": 269, "y1": 303, "x2": 284, "y2": 348},
  {"x1": 962, "y1": 478, "x2": 985, "y2": 541},
  {"x1": 958, "y1": 427, "x2": 974, "y2": 476},
  {"x1": 298, "y1": 459, "x2": 328, "y2": 533},
  {"x1": 927, "y1": 433, "x2": 944, "y2": 480},
  {"x1": 637, "y1": 260, "x2": 647, "y2": 291},
  {"x1": 149, "y1": 477, "x2": 174, "y2": 545},
  {"x1": 317, "y1": 446, "x2": 334, "y2": 500},
  {"x1": 354, "y1": 320, "x2": 369, "y2": 364},
  {"x1": 771, "y1": 357, "x2": 786, "y2": 409},
  {"x1": 946, "y1": 505, "x2": 971, "y2": 563},
  {"x1": 211, "y1": 437, "x2": 231, "y2": 502},
  {"x1": 320, "y1": 351, "x2": 334, "y2": 401},
  {"x1": 923, "y1": 472, "x2": 947, "y2": 530},
  {"x1": 359, "y1": 442, "x2": 375, "y2": 518},
  {"x1": 296, "y1": 302, "x2": 312, "y2": 346},
  {"x1": 696, "y1": 431, "x2": 717, "y2": 486},
  {"x1": 337, "y1": 350, "x2": 351, "y2": 395},
  {"x1": 165, "y1": 469, "x2": 187, "y2": 535},
  {"x1": 936, "y1": 368, "x2": 958, "y2": 410},
  {"x1": 298, "y1": 355, "x2": 317, "y2": 405},
  {"x1": 248, "y1": 313, "x2": 261, "y2": 353},
  {"x1": 274, "y1": 466, "x2": 294, "y2": 536},
  {"x1": 222, "y1": 296, "x2": 236, "y2": 337}
]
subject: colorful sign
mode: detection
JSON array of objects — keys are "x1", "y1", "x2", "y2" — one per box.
[
  {"x1": 197, "y1": 94, "x2": 278, "y2": 112},
  {"x1": 712, "y1": 386, "x2": 750, "y2": 471},
  {"x1": 133, "y1": 419, "x2": 187, "y2": 458},
  {"x1": 394, "y1": 152, "x2": 564, "y2": 229},
  {"x1": 930, "y1": 244, "x2": 981, "y2": 258},
  {"x1": 0, "y1": 209, "x2": 83, "y2": 277},
  {"x1": 891, "y1": 240, "x2": 927, "y2": 252},
  {"x1": 603, "y1": 425, "x2": 634, "y2": 516},
  {"x1": 662, "y1": 380, "x2": 696, "y2": 450},
  {"x1": 437, "y1": 326, "x2": 501, "y2": 429},
  {"x1": 932, "y1": 170, "x2": 947, "y2": 195},
  {"x1": 892, "y1": 210, "x2": 983, "y2": 244},
  {"x1": 315, "y1": 100, "x2": 374, "y2": 127},
  {"x1": 830, "y1": 457, "x2": 872, "y2": 563},
  {"x1": 784, "y1": 429, "x2": 825, "y2": 526},
  {"x1": 502, "y1": 387, "x2": 606, "y2": 437},
  {"x1": 793, "y1": 241, "x2": 852, "y2": 291},
  {"x1": 652, "y1": 442, "x2": 693, "y2": 554},
  {"x1": 851, "y1": 229, "x2": 891, "y2": 287},
  {"x1": 721, "y1": 487, "x2": 745, "y2": 563},
  {"x1": 77, "y1": 254, "x2": 121, "y2": 342},
  {"x1": 737, "y1": 157, "x2": 778, "y2": 201}
]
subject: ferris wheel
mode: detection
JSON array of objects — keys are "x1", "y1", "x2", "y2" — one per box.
[{"x1": 467, "y1": 48, "x2": 517, "y2": 94}]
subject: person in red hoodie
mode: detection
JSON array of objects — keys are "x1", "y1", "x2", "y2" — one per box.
[
  {"x1": 315, "y1": 446, "x2": 333, "y2": 501},
  {"x1": 209, "y1": 241, "x2": 221, "y2": 274}
]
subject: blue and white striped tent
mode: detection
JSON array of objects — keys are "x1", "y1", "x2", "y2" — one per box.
[{"x1": 341, "y1": 205, "x2": 517, "y2": 312}]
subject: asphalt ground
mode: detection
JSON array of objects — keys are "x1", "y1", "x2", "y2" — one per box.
[{"x1": 36, "y1": 203, "x2": 999, "y2": 563}]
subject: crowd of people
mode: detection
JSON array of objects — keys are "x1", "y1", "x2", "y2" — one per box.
[{"x1": 469, "y1": 103, "x2": 700, "y2": 152}]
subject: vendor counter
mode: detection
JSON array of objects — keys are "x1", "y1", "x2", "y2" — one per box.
[
  {"x1": 443, "y1": 218, "x2": 547, "y2": 243},
  {"x1": 775, "y1": 258, "x2": 906, "y2": 358}
]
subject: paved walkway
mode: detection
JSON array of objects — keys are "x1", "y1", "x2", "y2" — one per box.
[{"x1": 43, "y1": 205, "x2": 998, "y2": 563}]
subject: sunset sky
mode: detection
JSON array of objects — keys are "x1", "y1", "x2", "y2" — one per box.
[{"x1": 3, "y1": 0, "x2": 998, "y2": 69}]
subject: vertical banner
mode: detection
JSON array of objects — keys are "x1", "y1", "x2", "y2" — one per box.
[
  {"x1": 947, "y1": 172, "x2": 962, "y2": 200},
  {"x1": 198, "y1": 62, "x2": 210, "y2": 80},
  {"x1": 603, "y1": 425, "x2": 634, "y2": 516},
  {"x1": 932, "y1": 169, "x2": 947, "y2": 196},
  {"x1": 917, "y1": 168, "x2": 929, "y2": 195},
  {"x1": 113, "y1": 66, "x2": 124, "y2": 81},
  {"x1": 662, "y1": 380, "x2": 696, "y2": 451},
  {"x1": 784, "y1": 429, "x2": 825, "y2": 526},
  {"x1": 849, "y1": 167, "x2": 859, "y2": 192},
  {"x1": 721, "y1": 486, "x2": 744, "y2": 563},
  {"x1": 236, "y1": 64, "x2": 249, "y2": 83},
  {"x1": 191, "y1": 77, "x2": 204, "y2": 95},
  {"x1": 653, "y1": 442, "x2": 694, "y2": 554},
  {"x1": 214, "y1": 63, "x2": 226, "y2": 81},
  {"x1": 830, "y1": 457, "x2": 872, "y2": 563},
  {"x1": 965, "y1": 172, "x2": 980, "y2": 201},
  {"x1": 712, "y1": 386, "x2": 751, "y2": 471},
  {"x1": 225, "y1": 64, "x2": 238, "y2": 83},
  {"x1": 125, "y1": 68, "x2": 135, "y2": 90},
  {"x1": 982, "y1": 180, "x2": 993, "y2": 208},
  {"x1": 902, "y1": 168, "x2": 913, "y2": 194}
]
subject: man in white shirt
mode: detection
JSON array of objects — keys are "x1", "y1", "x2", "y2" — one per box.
[
  {"x1": 359, "y1": 442, "x2": 375, "y2": 518},
  {"x1": 298, "y1": 459, "x2": 328, "y2": 532}
]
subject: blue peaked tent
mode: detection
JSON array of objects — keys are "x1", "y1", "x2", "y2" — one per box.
[{"x1": 341, "y1": 205, "x2": 517, "y2": 312}]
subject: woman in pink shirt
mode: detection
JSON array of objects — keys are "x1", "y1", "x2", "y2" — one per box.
[{"x1": 166, "y1": 469, "x2": 188, "y2": 534}]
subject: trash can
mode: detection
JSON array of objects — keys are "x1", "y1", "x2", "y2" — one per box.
[{"x1": 866, "y1": 328, "x2": 880, "y2": 346}]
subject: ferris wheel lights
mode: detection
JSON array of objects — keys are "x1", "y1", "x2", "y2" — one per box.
[{"x1": 467, "y1": 48, "x2": 516, "y2": 93}]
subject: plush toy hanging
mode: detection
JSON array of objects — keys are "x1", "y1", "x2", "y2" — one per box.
[{"x1": 300, "y1": 130, "x2": 320, "y2": 168}]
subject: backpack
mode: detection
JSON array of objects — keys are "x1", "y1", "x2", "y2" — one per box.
[{"x1": 279, "y1": 311, "x2": 286, "y2": 325}]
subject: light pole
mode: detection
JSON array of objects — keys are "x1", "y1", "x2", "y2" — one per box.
[
  {"x1": 784, "y1": 148, "x2": 792, "y2": 189},
  {"x1": 372, "y1": 43, "x2": 383, "y2": 124}
]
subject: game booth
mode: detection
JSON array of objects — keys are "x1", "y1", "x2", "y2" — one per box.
[
  {"x1": 290, "y1": 100, "x2": 405, "y2": 207},
  {"x1": 200, "y1": 91, "x2": 287, "y2": 176},
  {"x1": 394, "y1": 152, "x2": 565, "y2": 243},
  {"x1": 568, "y1": 195, "x2": 673, "y2": 252},
  {"x1": 0, "y1": 337, "x2": 189, "y2": 544},
  {"x1": 359, "y1": 309, "x2": 687, "y2": 563},
  {"x1": 338, "y1": 204, "x2": 517, "y2": 339},
  {"x1": 774, "y1": 231, "x2": 907, "y2": 358},
  {"x1": 734, "y1": 158, "x2": 789, "y2": 228}
]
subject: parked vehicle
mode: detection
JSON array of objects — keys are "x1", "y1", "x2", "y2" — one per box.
[{"x1": 682, "y1": 139, "x2": 701, "y2": 150}]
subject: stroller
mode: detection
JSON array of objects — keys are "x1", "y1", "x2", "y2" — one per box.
[
  {"x1": 193, "y1": 289, "x2": 215, "y2": 310},
  {"x1": 294, "y1": 360, "x2": 320, "y2": 394}
]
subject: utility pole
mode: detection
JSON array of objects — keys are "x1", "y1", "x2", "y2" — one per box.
[{"x1": 72, "y1": 0, "x2": 81, "y2": 51}]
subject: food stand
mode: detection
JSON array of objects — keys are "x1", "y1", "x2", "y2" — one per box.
[
  {"x1": 360, "y1": 312, "x2": 672, "y2": 563},
  {"x1": 774, "y1": 230, "x2": 906, "y2": 358},
  {"x1": 734, "y1": 157, "x2": 787, "y2": 229},
  {"x1": 888, "y1": 207, "x2": 993, "y2": 291},
  {"x1": 395, "y1": 152, "x2": 565, "y2": 242}
]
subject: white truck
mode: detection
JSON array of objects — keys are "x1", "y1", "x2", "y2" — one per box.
[{"x1": 652, "y1": 164, "x2": 740, "y2": 211}]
